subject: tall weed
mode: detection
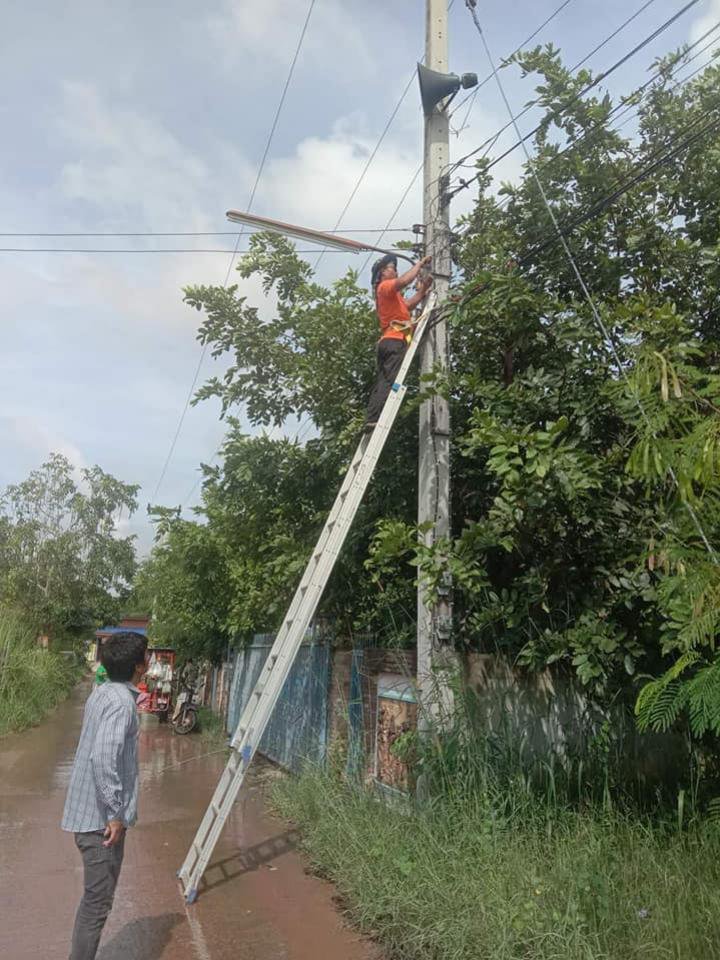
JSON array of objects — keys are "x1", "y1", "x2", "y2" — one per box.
[
  {"x1": 273, "y1": 682, "x2": 720, "y2": 959},
  {"x1": 0, "y1": 610, "x2": 81, "y2": 735}
]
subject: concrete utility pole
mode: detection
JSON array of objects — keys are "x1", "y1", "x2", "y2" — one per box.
[{"x1": 417, "y1": 0, "x2": 454, "y2": 727}]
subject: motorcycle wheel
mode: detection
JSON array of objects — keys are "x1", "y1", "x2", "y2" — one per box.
[{"x1": 172, "y1": 707, "x2": 198, "y2": 735}]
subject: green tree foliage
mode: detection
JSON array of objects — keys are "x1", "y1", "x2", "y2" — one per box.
[
  {"x1": 135, "y1": 507, "x2": 230, "y2": 663},
  {"x1": 144, "y1": 46, "x2": 720, "y2": 735},
  {"x1": 443, "y1": 46, "x2": 720, "y2": 714},
  {"x1": 0, "y1": 454, "x2": 138, "y2": 642}
]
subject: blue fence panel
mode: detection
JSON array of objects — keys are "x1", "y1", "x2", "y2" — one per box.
[
  {"x1": 346, "y1": 648, "x2": 365, "y2": 779},
  {"x1": 226, "y1": 638, "x2": 330, "y2": 772}
]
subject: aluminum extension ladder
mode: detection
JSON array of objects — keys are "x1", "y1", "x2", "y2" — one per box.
[{"x1": 178, "y1": 294, "x2": 437, "y2": 903}]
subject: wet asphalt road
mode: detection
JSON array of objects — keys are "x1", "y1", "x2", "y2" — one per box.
[{"x1": 0, "y1": 680, "x2": 379, "y2": 960}]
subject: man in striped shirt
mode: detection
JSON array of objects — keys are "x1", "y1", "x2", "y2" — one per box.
[{"x1": 62, "y1": 631, "x2": 148, "y2": 960}]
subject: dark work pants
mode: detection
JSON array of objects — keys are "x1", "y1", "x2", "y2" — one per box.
[
  {"x1": 366, "y1": 338, "x2": 407, "y2": 425},
  {"x1": 69, "y1": 830, "x2": 125, "y2": 960}
]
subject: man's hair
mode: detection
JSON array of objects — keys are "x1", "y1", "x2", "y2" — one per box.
[
  {"x1": 100, "y1": 632, "x2": 148, "y2": 682},
  {"x1": 371, "y1": 254, "x2": 398, "y2": 296}
]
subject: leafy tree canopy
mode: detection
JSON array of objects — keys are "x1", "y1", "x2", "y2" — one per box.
[{"x1": 0, "y1": 453, "x2": 138, "y2": 642}]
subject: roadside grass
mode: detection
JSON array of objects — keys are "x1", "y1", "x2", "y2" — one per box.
[
  {"x1": 197, "y1": 705, "x2": 230, "y2": 749},
  {"x1": 273, "y1": 686, "x2": 720, "y2": 960},
  {"x1": 275, "y1": 766, "x2": 720, "y2": 960},
  {"x1": 0, "y1": 610, "x2": 82, "y2": 735}
]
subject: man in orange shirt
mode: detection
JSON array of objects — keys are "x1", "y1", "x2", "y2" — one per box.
[{"x1": 365, "y1": 253, "x2": 433, "y2": 429}]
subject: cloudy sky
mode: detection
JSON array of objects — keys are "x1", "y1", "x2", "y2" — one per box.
[{"x1": 1, "y1": 0, "x2": 717, "y2": 553}]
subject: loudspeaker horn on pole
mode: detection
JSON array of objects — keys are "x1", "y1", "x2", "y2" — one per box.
[{"x1": 417, "y1": 63, "x2": 478, "y2": 115}]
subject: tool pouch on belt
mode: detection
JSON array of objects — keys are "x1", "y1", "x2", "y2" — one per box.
[{"x1": 389, "y1": 319, "x2": 415, "y2": 344}]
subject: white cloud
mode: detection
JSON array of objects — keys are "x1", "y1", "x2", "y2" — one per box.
[
  {"x1": 0, "y1": 415, "x2": 88, "y2": 484},
  {"x1": 261, "y1": 114, "x2": 420, "y2": 230},
  {"x1": 56, "y1": 81, "x2": 246, "y2": 228},
  {"x1": 207, "y1": 0, "x2": 378, "y2": 78}
]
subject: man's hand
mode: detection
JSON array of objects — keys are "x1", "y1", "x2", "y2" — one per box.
[
  {"x1": 103, "y1": 819, "x2": 125, "y2": 847},
  {"x1": 420, "y1": 255, "x2": 432, "y2": 268}
]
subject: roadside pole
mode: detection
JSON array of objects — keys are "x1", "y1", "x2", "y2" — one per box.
[{"x1": 417, "y1": 0, "x2": 455, "y2": 731}]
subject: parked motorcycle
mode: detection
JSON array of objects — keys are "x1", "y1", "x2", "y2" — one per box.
[{"x1": 171, "y1": 685, "x2": 199, "y2": 735}]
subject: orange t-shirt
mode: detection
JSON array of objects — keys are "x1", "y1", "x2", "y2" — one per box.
[{"x1": 376, "y1": 279, "x2": 411, "y2": 340}]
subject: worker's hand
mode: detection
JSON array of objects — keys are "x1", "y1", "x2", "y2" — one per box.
[
  {"x1": 103, "y1": 819, "x2": 125, "y2": 847},
  {"x1": 421, "y1": 274, "x2": 433, "y2": 290},
  {"x1": 420, "y1": 255, "x2": 432, "y2": 268}
]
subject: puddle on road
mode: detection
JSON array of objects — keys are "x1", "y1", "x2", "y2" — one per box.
[{"x1": 52, "y1": 757, "x2": 75, "y2": 790}]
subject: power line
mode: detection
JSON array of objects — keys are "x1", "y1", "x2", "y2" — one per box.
[
  {"x1": 433, "y1": 73, "x2": 720, "y2": 324},
  {"x1": 454, "y1": 22, "x2": 720, "y2": 238},
  {"x1": 0, "y1": 246, "x2": 393, "y2": 254},
  {"x1": 0, "y1": 228, "x2": 413, "y2": 237},
  {"x1": 364, "y1": 0, "x2": 647, "y2": 276},
  {"x1": 313, "y1": 62, "x2": 427, "y2": 271},
  {"x1": 450, "y1": 0, "x2": 699, "y2": 196},
  {"x1": 452, "y1": 106, "x2": 720, "y2": 316},
  {"x1": 359, "y1": 161, "x2": 424, "y2": 276},
  {"x1": 150, "y1": 0, "x2": 316, "y2": 505},
  {"x1": 528, "y1": 111, "x2": 720, "y2": 268},
  {"x1": 463, "y1": 0, "x2": 718, "y2": 562},
  {"x1": 449, "y1": 0, "x2": 663, "y2": 175},
  {"x1": 182, "y1": 449, "x2": 222, "y2": 511},
  {"x1": 449, "y1": 0, "x2": 577, "y2": 134},
  {"x1": 312, "y1": 73, "x2": 418, "y2": 271},
  {"x1": 310, "y1": 3, "x2": 461, "y2": 272}
]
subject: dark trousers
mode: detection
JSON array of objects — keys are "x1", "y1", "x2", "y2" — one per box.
[
  {"x1": 69, "y1": 830, "x2": 125, "y2": 960},
  {"x1": 366, "y1": 337, "x2": 407, "y2": 425}
]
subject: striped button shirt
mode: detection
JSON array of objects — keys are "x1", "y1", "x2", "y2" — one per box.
[{"x1": 61, "y1": 681, "x2": 140, "y2": 833}]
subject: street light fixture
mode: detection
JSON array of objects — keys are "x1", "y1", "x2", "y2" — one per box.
[{"x1": 225, "y1": 210, "x2": 414, "y2": 264}]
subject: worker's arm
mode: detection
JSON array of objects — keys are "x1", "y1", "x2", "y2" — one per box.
[
  {"x1": 406, "y1": 275, "x2": 433, "y2": 312},
  {"x1": 394, "y1": 255, "x2": 432, "y2": 291}
]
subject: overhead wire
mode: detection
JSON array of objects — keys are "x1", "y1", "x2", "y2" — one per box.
[
  {"x1": 312, "y1": 74, "x2": 419, "y2": 272},
  {"x1": 150, "y1": 0, "x2": 316, "y2": 505},
  {"x1": 444, "y1": 100, "x2": 720, "y2": 322},
  {"x1": 311, "y1": 1, "x2": 461, "y2": 271},
  {"x1": 182, "y1": 447, "x2": 223, "y2": 511},
  {"x1": 322, "y1": 0, "x2": 577, "y2": 278},
  {"x1": 462, "y1": 0, "x2": 718, "y2": 559},
  {"x1": 453, "y1": 22, "x2": 720, "y2": 242},
  {"x1": 450, "y1": 0, "x2": 576, "y2": 136},
  {"x1": 0, "y1": 246, "x2": 403, "y2": 255},
  {"x1": 449, "y1": 0, "x2": 701, "y2": 197},
  {"x1": 0, "y1": 228, "x2": 412, "y2": 238},
  {"x1": 363, "y1": 0, "x2": 657, "y2": 275},
  {"x1": 508, "y1": 104, "x2": 720, "y2": 272},
  {"x1": 448, "y1": 0, "x2": 664, "y2": 176}
]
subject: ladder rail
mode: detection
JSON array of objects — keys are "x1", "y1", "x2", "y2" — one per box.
[
  {"x1": 177, "y1": 444, "x2": 370, "y2": 886},
  {"x1": 177, "y1": 442, "x2": 372, "y2": 885},
  {"x1": 178, "y1": 297, "x2": 436, "y2": 900}
]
